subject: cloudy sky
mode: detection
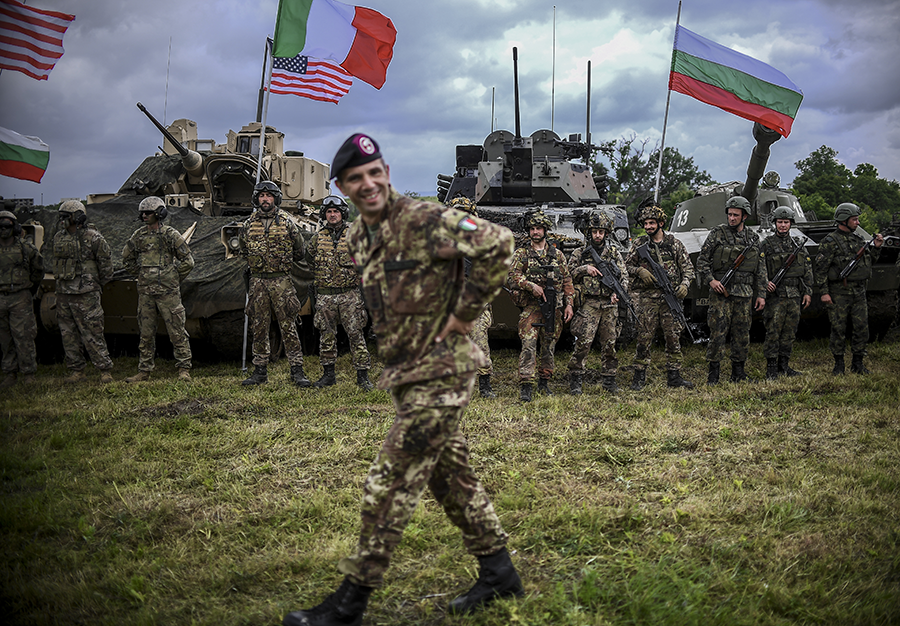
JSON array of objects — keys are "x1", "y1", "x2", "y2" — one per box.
[{"x1": 2, "y1": 0, "x2": 899, "y2": 205}]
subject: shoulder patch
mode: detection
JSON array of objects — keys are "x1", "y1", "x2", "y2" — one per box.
[{"x1": 457, "y1": 216, "x2": 478, "y2": 232}]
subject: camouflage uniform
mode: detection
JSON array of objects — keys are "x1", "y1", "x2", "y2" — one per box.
[
  {"x1": 468, "y1": 304, "x2": 493, "y2": 376},
  {"x1": 306, "y1": 220, "x2": 370, "y2": 370},
  {"x1": 567, "y1": 240, "x2": 627, "y2": 377},
  {"x1": 507, "y1": 244, "x2": 574, "y2": 383},
  {"x1": 50, "y1": 223, "x2": 114, "y2": 373},
  {"x1": 239, "y1": 209, "x2": 306, "y2": 367},
  {"x1": 339, "y1": 190, "x2": 514, "y2": 588},
  {"x1": 697, "y1": 224, "x2": 767, "y2": 365},
  {"x1": 122, "y1": 224, "x2": 194, "y2": 372},
  {"x1": 814, "y1": 228, "x2": 880, "y2": 358},
  {"x1": 0, "y1": 235, "x2": 43, "y2": 379},
  {"x1": 759, "y1": 232, "x2": 813, "y2": 360}
]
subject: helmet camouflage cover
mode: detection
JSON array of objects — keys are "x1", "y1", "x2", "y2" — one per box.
[
  {"x1": 447, "y1": 196, "x2": 478, "y2": 216},
  {"x1": 581, "y1": 210, "x2": 613, "y2": 236},
  {"x1": 638, "y1": 205, "x2": 666, "y2": 225},
  {"x1": 525, "y1": 209, "x2": 552, "y2": 231},
  {"x1": 833, "y1": 202, "x2": 861, "y2": 222},
  {"x1": 0, "y1": 210, "x2": 17, "y2": 224},
  {"x1": 59, "y1": 199, "x2": 86, "y2": 215}
]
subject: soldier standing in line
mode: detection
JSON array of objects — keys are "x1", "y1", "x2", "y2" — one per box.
[
  {"x1": 759, "y1": 206, "x2": 813, "y2": 379},
  {"x1": 306, "y1": 194, "x2": 373, "y2": 390},
  {"x1": 696, "y1": 196, "x2": 767, "y2": 384},
  {"x1": 814, "y1": 202, "x2": 883, "y2": 374},
  {"x1": 282, "y1": 134, "x2": 522, "y2": 626},
  {"x1": 48, "y1": 200, "x2": 115, "y2": 384},
  {"x1": 121, "y1": 197, "x2": 194, "y2": 382},
  {"x1": 239, "y1": 181, "x2": 311, "y2": 387},
  {"x1": 507, "y1": 210, "x2": 574, "y2": 402},
  {"x1": 566, "y1": 211, "x2": 627, "y2": 395},
  {"x1": 625, "y1": 205, "x2": 695, "y2": 390},
  {"x1": 0, "y1": 210, "x2": 43, "y2": 389}
]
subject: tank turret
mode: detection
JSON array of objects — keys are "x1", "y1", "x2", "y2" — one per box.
[{"x1": 137, "y1": 102, "x2": 204, "y2": 177}]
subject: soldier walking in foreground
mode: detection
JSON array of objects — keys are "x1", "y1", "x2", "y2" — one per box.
[
  {"x1": 625, "y1": 205, "x2": 695, "y2": 390},
  {"x1": 814, "y1": 202, "x2": 883, "y2": 374},
  {"x1": 759, "y1": 206, "x2": 813, "y2": 379},
  {"x1": 122, "y1": 197, "x2": 194, "y2": 382},
  {"x1": 0, "y1": 210, "x2": 43, "y2": 389},
  {"x1": 282, "y1": 134, "x2": 522, "y2": 626},
  {"x1": 507, "y1": 210, "x2": 574, "y2": 402},
  {"x1": 47, "y1": 200, "x2": 115, "y2": 384},
  {"x1": 567, "y1": 211, "x2": 627, "y2": 395},
  {"x1": 696, "y1": 196, "x2": 767, "y2": 384},
  {"x1": 306, "y1": 195, "x2": 372, "y2": 390},
  {"x1": 239, "y1": 181, "x2": 311, "y2": 387}
]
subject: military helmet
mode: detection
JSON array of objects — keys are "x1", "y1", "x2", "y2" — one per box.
[
  {"x1": 0, "y1": 210, "x2": 22, "y2": 237},
  {"x1": 138, "y1": 196, "x2": 168, "y2": 221},
  {"x1": 320, "y1": 195, "x2": 349, "y2": 221},
  {"x1": 252, "y1": 180, "x2": 282, "y2": 209},
  {"x1": 525, "y1": 209, "x2": 552, "y2": 231},
  {"x1": 834, "y1": 202, "x2": 861, "y2": 223},
  {"x1": 59, "y1": 199, "x2": 86, "y2": 215},
  {"x1": 447, "y1": 196, "x2": 477, "y2": 216},
  {"x1": 772, "y1": 206, "x2": 795, "y2": 222},
  {"x1": 725, "y1": 196, "x2": 751, "y2": 214},
  {"x1": 638, "y1": 205, "x2": 667, "y2": 226},
  {"x1": 581, "y1": 210, "x2": 613, "y2": 236}
]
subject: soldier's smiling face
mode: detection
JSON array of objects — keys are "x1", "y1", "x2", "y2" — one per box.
[
  {"x1": 642, "y1": 218, "x2": 659, "y2": 237},
  {"x1": 336, "y1": 159, "x2": 391, "y2": 225}
]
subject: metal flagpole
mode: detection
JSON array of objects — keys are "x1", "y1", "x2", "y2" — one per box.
[
  {"x1": 653, "y1": 0, "x2": 682, "y2": 204},
  {"x1": 551, "y1": 5, "x2": 556, "y2": 132},
  {"x1": 256, "y1": 38, "x2": 275, "y2": 185}
]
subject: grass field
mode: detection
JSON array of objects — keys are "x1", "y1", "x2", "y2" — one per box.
[{"x1": 2, "y1": 337, "x2": 899, "y2": 625}]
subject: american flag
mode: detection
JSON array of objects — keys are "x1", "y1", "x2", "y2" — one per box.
[
  {"x1": 0, "y1": 0, "x2": 75, "y2": 81},
  {"x1": 269, "y1": 54, "x2": 352, "y2": 104}
]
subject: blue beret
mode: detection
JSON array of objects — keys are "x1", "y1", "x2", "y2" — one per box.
[{"x1": 331, "y1": 133, "x2": 382, "y2": 179}]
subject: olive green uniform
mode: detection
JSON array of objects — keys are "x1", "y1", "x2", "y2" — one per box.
[
  {"x1": 759, "y1": 232, "x2": 813, "y2": 360},
  {"x1": 0, "y1": 237, "x2": 43, "y2": 377}
]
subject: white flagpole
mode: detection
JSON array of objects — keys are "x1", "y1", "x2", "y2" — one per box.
[
  {"x1": 256, "y1": 38, "x2": 275, "y2": 184},
  {"x1": 653, "y1": 0, "x2": 682, "y2": 204},
  {"x1": 551, "y1": 5, "x2": 556, "y2": 132}
]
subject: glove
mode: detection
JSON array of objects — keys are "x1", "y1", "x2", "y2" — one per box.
[
  {"x1": 675, "y1": 283, "x2": 688, "y2": 299},
  {"x1": 637, "y1": 267, "x2": 656, "y2": 287}
]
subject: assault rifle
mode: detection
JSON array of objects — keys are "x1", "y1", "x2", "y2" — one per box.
[
  {"x1": 585, "y1": 245, "x2": 637, "y2": 320},
  {"x1": 635, "y1": 242, "x2": 695, "y2": 342},
  {"x1": 770, "y1": 236, "x2": 809, "y2": 289},
  {"x1": 719, "y1": 243, "x2": 755, "y2": 297},
  {"x1": 839, "y1": 238, "x2": 875, "y2": 286},
  {"x1": 531, "y1": 264, "x2": 557, "y2": 336}
]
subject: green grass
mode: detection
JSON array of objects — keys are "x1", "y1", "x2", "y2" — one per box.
[{"x1": 2, "y1": 338, "x2": 899, "y2": 625}]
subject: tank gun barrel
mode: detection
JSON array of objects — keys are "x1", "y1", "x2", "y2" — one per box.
[
  {"x1": 743, "y1": 122, "x2": 781, "y2": 209},
  {"x1": 512, "y1": 47, "x2": 521, "y2": 140},
  {"x1": 136, "y1": 102, "x2": 204, "y2": 176}
]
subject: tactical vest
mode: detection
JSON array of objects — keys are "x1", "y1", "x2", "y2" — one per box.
[
  {"x1": 765, "y1": 235, "x2": 806, "y2": 286},
  {"x1": 244, "y1": 214, "x2": 295, "y2": 274},
  {"x1": 53, "y1": 229, "x2": 98, "y2": 281},
  {"x1": 521, "y1": 245, "x2": 566, "y2": 308},
  {"x1": 825, "y1": 231, "x2": 872, "y2": 282},
  {"x1": 577, "y1": 243, "x2": 617, "y2": 298},
  {"x1": 132, "y1": 227, "x2": 181, "y2": 290},
  {"x1": 0, "y1": 241, "x2": 29, "y2": 293},
  {"x1": 635, "y1": 235, "x2": 683, "y2": 289},
  {"x1": 314, "y1": 224, "x2": 357, "y2": 289},
  {"x1": 711, "y1": 229, "x2": 759, "y2": 284}
]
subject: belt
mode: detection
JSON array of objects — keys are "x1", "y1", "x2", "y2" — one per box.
[
  {"x1": 251, "y1": 271, "x2": 288, "y2": 279},
  {"x1": 317, "y1": 285, "x2": 357, "y2": 295}
]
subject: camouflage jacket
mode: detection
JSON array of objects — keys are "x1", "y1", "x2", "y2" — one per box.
[
  {"x1": 49, "y1": 224, "x2": 113, "y2": 295},
  {"x1": 0, "y1": 237, "x2": 43, "y2": 294},
  {"x1": 759, "y1": 232, "x2": 813, "y2": 299},
  {"x1": 122, "y1": 224, "x2": 194, "y2": 294},
  {"x1": 305, "y1": 221, "x2": 357, "y2": 290},
  {"x1": 569, "y1": 240, "x2": 628, "y2": 300},
  {"x1": 507, "y1": 243, "x2": 575, "y2": 309},
  {"x1": 697, "y1": 224, "x2": 767, "y2": 298},
  {"x1": 238, "y1": 209, "x2": 304, "y2": 275},
  {"x1": 626, "y1": 232, "x2": 694, "y2": 295},
  {"x1": 814, "y1": 228, "x2": 881, "y2": 294},
  {"x1": 347, "y1": 190, "x2": 514, "y2": 390}
]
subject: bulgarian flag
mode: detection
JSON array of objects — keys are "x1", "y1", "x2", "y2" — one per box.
[
  {"x1": 0, "y1": 125, "x2": 49, "y2": 183},
  {"x1": 273, "y1": 0, "x2": 396, "y2": 90},
  {"x1": 669, "y1": 25, "x2": 803, "y2": 138}
]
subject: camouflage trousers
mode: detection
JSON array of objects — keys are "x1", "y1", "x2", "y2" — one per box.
[
  {"x1": 0, "y1": 289, "x2": 37, "y2": 375},
  {"x1": 246, "y1": 276, "x2": 304, "y2": 367},
  {"x1": 136, "y1": 289, "x2": 192, "y2": 372},
  {"x1": 568, "y1": 297, "x2": 617, "y2": 376},
  {"x1": 314, "y1": 290, "x2": 370, "y2": 369},
  {"x1": 826, "y1": 283, "x2": 869, "y2": 356},
  {"x1": 763, "y1": 296, "x2": 801, "y2": 359},
  {"x1": 705, "y1": 292, "x2": 752, "y2": 363},
  {"x1": 517, "y1": 304, "x2": 563, "y2": 382},
  {"x1": 633, "y1": 292, "x2": 684, "y2": 371},
  {"x1": 467, "y1": 304, "x2": 493, "y2": 376},
  {"x1": 56, "y1": 291, "x2": 113, "y2": 372},
  {"x1": 337, "y1": 373, "x2": 509, "y2": 587}
]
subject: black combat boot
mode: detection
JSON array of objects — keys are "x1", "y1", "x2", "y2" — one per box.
[
  {"x1": 283, "y1": 577, "x2": 373, "y2": 626},
  {"x1": 241, "y1": 365, "x2": 267, "y2": 386},
  {"x1": 850, "y1": 353, "x2": 869, "y2": 375},
  {"x1": 448, "y1": 547, "x2": 524, "y2": 615},
  {"x1": 356, "y1": 369, "x2": 373, "y2": 391},
  {"x1": 536, "y1": 378, "x2": 552, "y2": 396},
  {"x1": 569, "y1": 372, "x2": 583, "y2": 396},
  {"x1": 291, "y1": 364, "x2": 312, "y2": 388},
  {"x1": 765, "y1": 358, "x2": 779, "y2": 380},
  {"x1": 707, "y1": 362, "x2": 720, "y2": 385},
  {"x1": 778, "y1": 355, "x2": 802, "y2": 377},
  {"x1": 478, "y1": 374, "x2": 496, "y2": 398},
  {"x1": 730, "y1": 361, "x2": 749, "y2": 383},
  {"x1": 314, "y1": 364, "x2": 337, "y2": 388},
  {"x1": 666, "y1": 369, "x2": 694, "y2": 389},
  {"x1": 631, "y1": 368, "x2": 646, "y2": 391},
  {"x1": 519, "y1": 383, "x2": 533, "y2": 403},
  {"x1": 601, "y1": 374, "x2": 618, "y2": 395},
  {"x1": 832, "y1": 354, "x2": 845, "y2": 375}
]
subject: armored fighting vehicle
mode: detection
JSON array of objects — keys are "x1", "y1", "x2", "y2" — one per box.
[
  {"x1": 19, "y1": 104, "x2": 331, "y2": 358},
  {"x1": 669, "y1": 121, "x2": 900, "y2": 335}
]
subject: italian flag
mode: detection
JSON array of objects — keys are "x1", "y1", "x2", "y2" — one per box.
[
  {"x1": 669, "y1": 25, "x2": 803, "y2": 138},
  {"x1": 273, "y1": 0, "x2": 396, "y2": 90},
  {"x1": 0, "y1": 125, "x2": 49, "y2": 183}
]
